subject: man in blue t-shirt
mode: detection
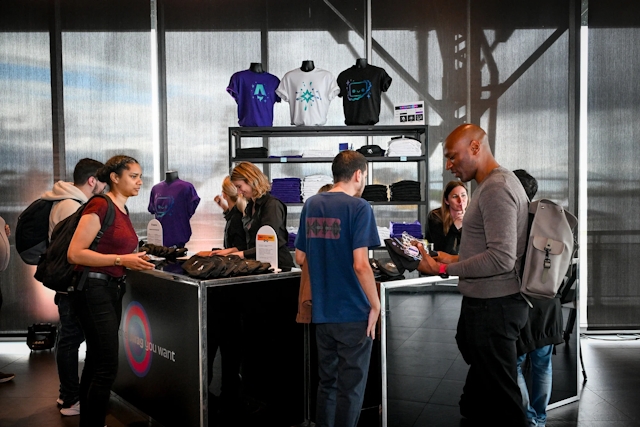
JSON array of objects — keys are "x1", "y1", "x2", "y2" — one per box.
[{"x1": 295, "y1": 150, "x2": 380, "y2": 427}]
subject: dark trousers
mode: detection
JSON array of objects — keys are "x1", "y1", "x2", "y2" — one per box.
[
  {"x1": 71, "y1": 277, "x2": 125, "y2": 427},
  {"x1": 55, "y1": 292, "x2": 85, "y2": 405},
  {"x1": 315, "y1": 322, "x2": 373, "y2": 427},
  {"x1": 455, "y1": 294, "x2": 529, "y2": 427}
]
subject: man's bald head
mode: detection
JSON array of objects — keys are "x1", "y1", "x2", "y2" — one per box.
[{"x1": 443, "y1": 124, "x2": 498, "y2": 184}]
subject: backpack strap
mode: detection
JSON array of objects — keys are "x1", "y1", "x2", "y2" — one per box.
[{"x1": 75, "y1": 195, "x2": 117, "y2": 291}]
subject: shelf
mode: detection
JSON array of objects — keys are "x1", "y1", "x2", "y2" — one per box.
[
  {"x1": 229, "y1": 125, "x2": 427, "y2": 139},
  {"x1": 228, "y1": 124, "x2": 430, "y2": 238},
  {"x1": 232, "y1": 156, "x2": 426, "y2": 164},
  {"x1": 284, "y1": 201, "x2": 426, "y2": 207}
]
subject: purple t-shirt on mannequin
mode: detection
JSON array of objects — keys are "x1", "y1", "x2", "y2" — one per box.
[
  {"x1": 148, "y1": 178, "x2": 201, "y2": 248},
  {"x1": 227, "y1": 69, "x2": 281, "y2": 127}
]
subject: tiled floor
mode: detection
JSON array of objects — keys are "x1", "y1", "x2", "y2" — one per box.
[{"x1": 1, "y1": 289, "x2": 639, "y2": 426}]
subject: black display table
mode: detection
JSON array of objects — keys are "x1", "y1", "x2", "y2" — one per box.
[{"x1": 112, "y1": 268, "x2": 304, "y2": 427}]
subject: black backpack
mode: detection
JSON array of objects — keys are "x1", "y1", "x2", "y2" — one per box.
[
  {"x1": 26, "y1": 323, "x2": 58, "y2": 351},
  {"x1": 16, "y1": 197, "x2": 81, "y2": 265},
  {"x1": 34, "y1": 194, "x2": 116, "y2": 292}
]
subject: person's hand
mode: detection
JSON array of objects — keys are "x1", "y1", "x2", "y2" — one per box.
[
  {"x1": 211, "y1": 248, "x2": 235, "y2": 256},
  {"x1": 122, "y1": 252, "x2": 155, "y2": 270},
  {"x1": 367, "y1": 305, "x2": 380, "y2": 339},
  {"x1": 214, "y1": 195, "x2": 229, "y2": 212},
  {"x1": 434, "y1": 251, "x2": 458, "y2": 264},
  {"x1": 452, "y1": 209, "x2": 464, "y2": 227},
  {"x1": 410, "y1": 241, "x2": 440, "y2": 275},
  {"x1": 4, "y1": 224, "x2": 9, "y2": 238}
]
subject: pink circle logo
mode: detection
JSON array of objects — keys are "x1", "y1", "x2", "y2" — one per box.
[{"x1": 123, "y1": 301, "x2": 152, "y2": 377}]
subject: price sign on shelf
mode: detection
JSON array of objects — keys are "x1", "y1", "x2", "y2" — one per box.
[
  {"x1": 147, "y1": 219, "x2": 163, "y2": 246},
  {"x1": 394, "y1": 101, "x2": 425, "y2": 125},
  {"x1": 256, "y1": 225, "x2": 279, "y2": 272}
]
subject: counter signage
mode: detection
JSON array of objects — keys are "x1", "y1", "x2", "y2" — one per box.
[
  {"x1": 256, "y1": 225, "x2": 279, "y2": 272},
  {"x1": 146, "y1": 219, "x2": 163, "y2": 246},
  {"x1": 394, "y1": 101, "x2": 425, "y2": 125}
]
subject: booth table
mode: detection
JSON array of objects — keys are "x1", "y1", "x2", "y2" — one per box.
[{"x1": 112, "y1": 267, "x2": 305, "y2": 427}]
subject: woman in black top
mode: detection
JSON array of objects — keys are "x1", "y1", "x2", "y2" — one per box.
[
  {"x1": 426, "y1": 180, "x2": 469, "y2": 255},
  {"x1": 211, "y1": 162, "x2": 294, "y2": 271}
]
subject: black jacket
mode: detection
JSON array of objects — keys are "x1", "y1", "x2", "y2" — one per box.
[
  {"x1": 242, "y1": 193, "x2": 294, "y2": 270},
  {"x1": 426, "y1": 209, "x2": 462, "y2": 255},
  {"x1": 223, "y1": 205, "x2": 247, "y2": 251}
]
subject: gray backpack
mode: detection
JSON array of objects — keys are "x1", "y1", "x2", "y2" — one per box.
[{"x1": 519, "y1": 199, "x2": 578, "y2": 302}]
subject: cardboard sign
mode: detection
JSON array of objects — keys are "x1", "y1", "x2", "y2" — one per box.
[
  {"x1": 256, "y1": 225, "x2": 279, "y2": 272},
  {"x1": 147, "y1": 219, "x2": 163, "y2": 246},
  {"x1": 394, "y1": 101, "x2": 425, "y2": 125}
]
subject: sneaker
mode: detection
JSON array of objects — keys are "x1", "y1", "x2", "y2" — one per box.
[
  {"x1": 56, "y1": 398, "x2": 64, "y2": 406},
  {"x1": 60, "y1": 401, "x2": 80, "y2": 416},
  {"x1": 0, "y1": 372, "x2": 15, "y2": 383}
]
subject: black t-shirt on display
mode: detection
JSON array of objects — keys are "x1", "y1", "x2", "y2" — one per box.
[{"x1": 337, "y1": 64, "x2": 392, "y2": 125}]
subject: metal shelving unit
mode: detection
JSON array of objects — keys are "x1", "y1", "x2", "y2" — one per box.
[{"x1": 228, "y1": 124, "x2": 429, "y2": 235}]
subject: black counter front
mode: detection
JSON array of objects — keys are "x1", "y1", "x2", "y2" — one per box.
[{"x1": 112, "y1": 267, "x2": 304, "y2": 427}]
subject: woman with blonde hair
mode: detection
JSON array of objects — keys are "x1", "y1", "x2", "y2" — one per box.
[
  {"x1": 426, "y1": 180, "x2": 469, "y2": 255},
  {"x1": 215, "y1": 175, "x2": 247, "y2": 251},
  {"x1": 211, "y1": 162, "x2": 294, "y2": 270}
]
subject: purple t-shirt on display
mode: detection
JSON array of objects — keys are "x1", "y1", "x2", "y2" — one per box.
[
  {"x1": 148, "y1": 179, "x2": 201, "y2": 247},
  {"x1": 227, "y1": 70, "x2": 281, "y2": 127}
]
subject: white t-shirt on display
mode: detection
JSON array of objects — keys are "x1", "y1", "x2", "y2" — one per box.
[{"x1": 276, "y1": 68, "x2": 340, "y2": 126}]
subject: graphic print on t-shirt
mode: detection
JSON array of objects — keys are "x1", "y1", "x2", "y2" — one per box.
[
  {"x1": 296, "y1": 82, "x2": 322, "y2": 111},
  {"x1": 347, "y1": 80, "x2": 373, "y2": 101},
  {"x1": 253, "y1": 83, "x2": 268, "y2": 102},
  {"x1": 306, "y1": 217, "x2": 341, "y2": 239},
  {"x1": 153, "y1": 196, "x2": 175, "y2": 218}
]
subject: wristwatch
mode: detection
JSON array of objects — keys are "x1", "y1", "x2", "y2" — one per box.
[
  {"x1": 438, "y1": 263, "x2": 449, "y2": 279},
  {"x1": 114, "y1": 256, "x2": 122, "y2": 266}
]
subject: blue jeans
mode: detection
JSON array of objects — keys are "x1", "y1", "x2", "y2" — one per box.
[
  {"x1": 71, "y1": 277, "x2": 125, "y2": 427},
  {"x1": 315, "y1": 322, "x2": 373, "y2": 427},
  {"x1": 55, "y1": 292, "x2": 85, "y2": 405},
  {"x1": 517, "y1": 345, "x2": 554, "y2": 427}
]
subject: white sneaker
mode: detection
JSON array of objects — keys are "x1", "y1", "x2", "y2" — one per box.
[
  {"x1": 56, "y1": 398, "x2": 64, "y2": 406},
  {"x1": 60, "y1": 401, "x2": 80, "y2": 416}
]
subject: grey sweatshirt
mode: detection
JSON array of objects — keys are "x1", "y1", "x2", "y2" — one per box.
[{"x1": 447, "y1": 166, "x2": 529, "y2": 298}]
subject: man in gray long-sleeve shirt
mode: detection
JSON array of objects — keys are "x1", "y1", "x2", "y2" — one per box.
[{"x1": 415, "y1": 124, "x2": 529, "y2": 427}]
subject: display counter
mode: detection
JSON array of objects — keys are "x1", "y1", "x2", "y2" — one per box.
[
  {"x1": 379, "y1": 276, "x2": 580, "y2": 427},
  {"x1": 112, "y1": 265, "x2": 304, "y2": 427}
]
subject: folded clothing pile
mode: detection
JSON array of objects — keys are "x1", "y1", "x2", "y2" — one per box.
[
  {"x1": 302, "y1": 174, "x2": 333, "y2": 202},
  {"x1": 236, "y1": 147, "x2": 268, "y2": 159},
  {"x1": 271, "y1": 177, "x2": 302, "y2": 203},
  {"x1": 139, "y1": 243, "x2": 188, "y2": 260},
  {"x1": 362, "y1": 184, "x2": 388, "y2": 202},
  {"x1": 386, "y1": 136, "x2": 422, "y2": 157},
  {"x1": 181, "y1": 254, "x2": 271, "y2": 279},
  {"x1": 389, "y1": 221, "x2": 423, "y2": 239},
  {"x1": 390, "y1": 180, "x2": 421, "y2": 201},
  {"x1": 287, "y1": 226, "x2": 298, "y2": 249}
]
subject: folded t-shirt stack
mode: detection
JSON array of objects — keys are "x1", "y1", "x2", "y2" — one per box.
[
  {"x1": 390, "y1": 221, "x2": 423, "y2": 239},
  {"x1": 386, "y1": 137, "x2": 422, "y2": 157},
  {"x1": 361, "y1": 184, "x2": 389, "y2": 202},
  {"x1": 390, "y1": 180, "x2": 421, "y2": 201},
  {"x1": 302, "y1": 174, "x2": 333, "y2": 202},
  {"x1": 287, "y1": 226, "x2": 298, "y2": 249},
  {"x1": 271, "y1": 177, "x2": 302, "y2": 203},
  {"x1": 302, "y1": 149, "x2": 335, "y2": 158},
  {"x1": 235, "y1": 147, "x2": 268, "y2": 159}
]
